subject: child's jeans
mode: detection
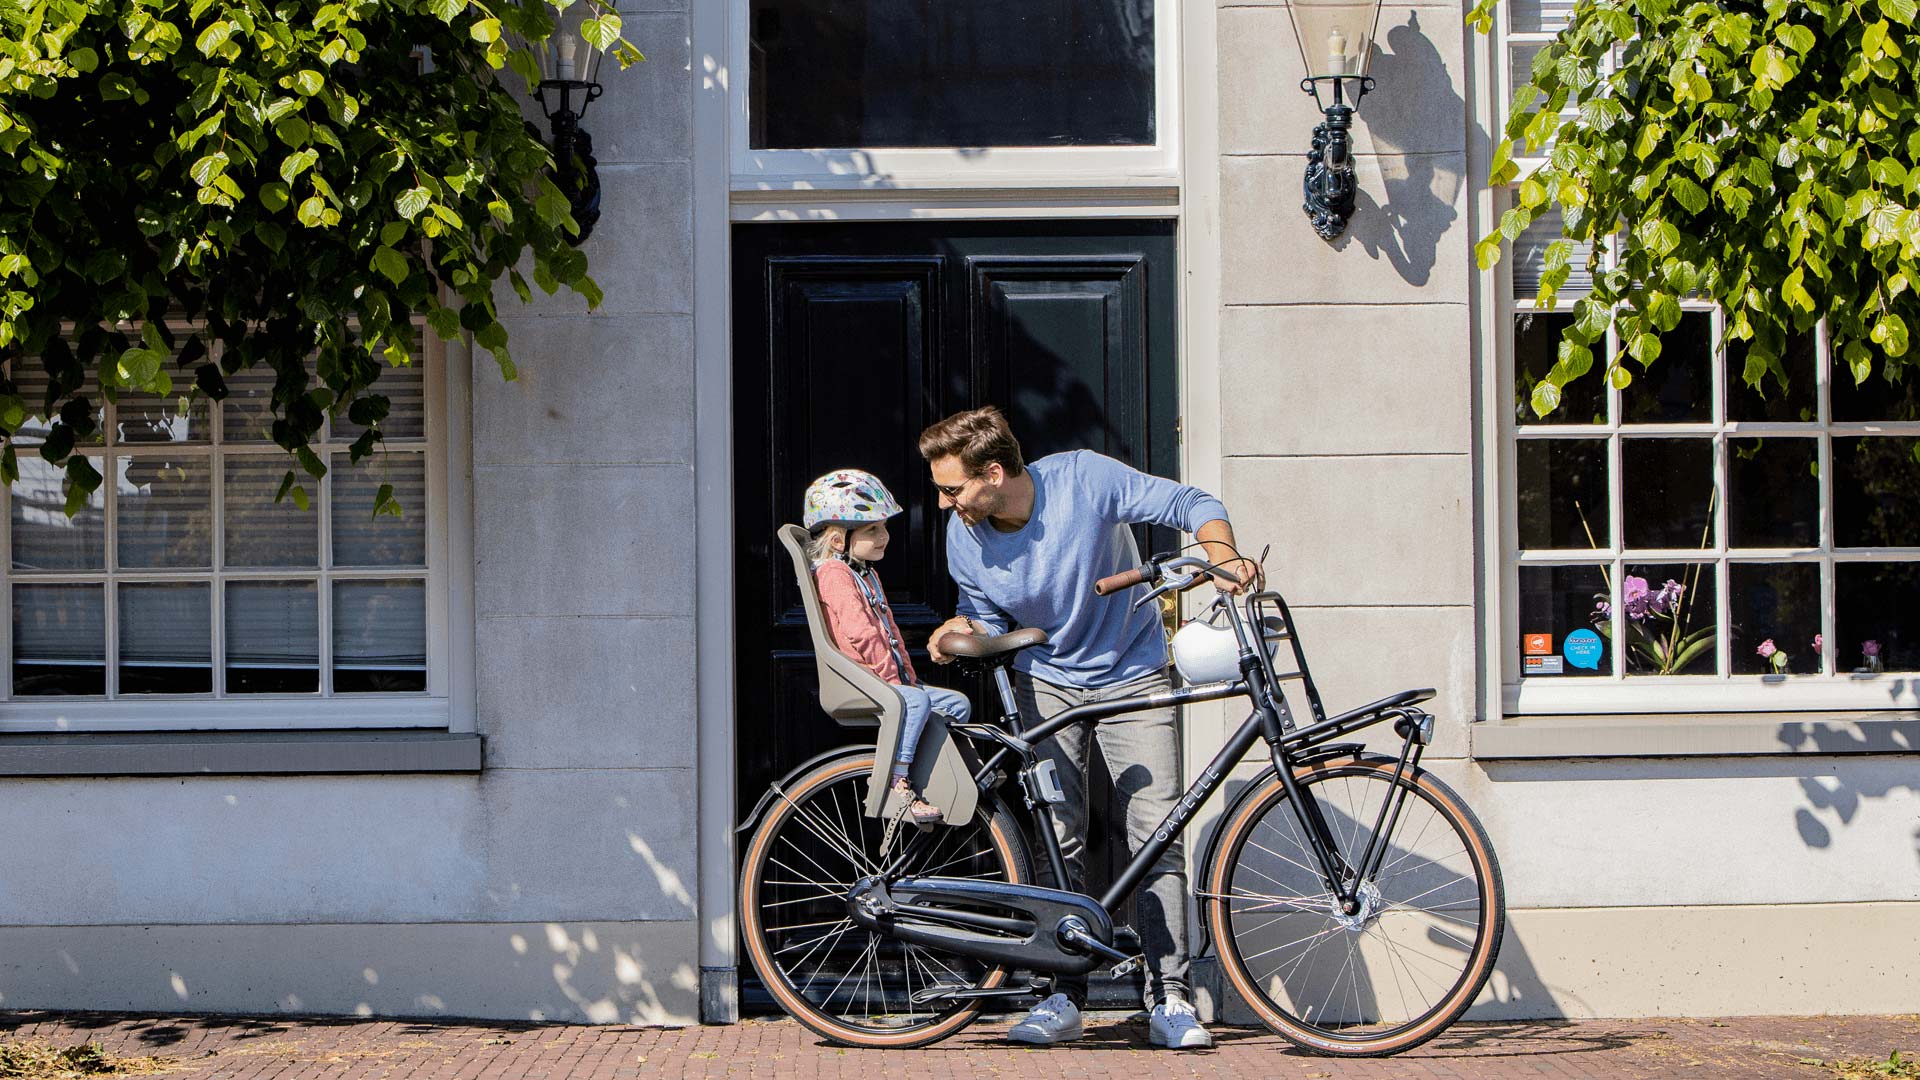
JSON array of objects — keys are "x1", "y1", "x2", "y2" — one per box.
[{"x1": 892, "y1": 684, "x2": 972, "y2": 770}]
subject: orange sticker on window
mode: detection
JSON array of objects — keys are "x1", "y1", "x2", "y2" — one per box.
[{"x1": 1523, "y1": 633, "x2": 1553, "y2": 656}]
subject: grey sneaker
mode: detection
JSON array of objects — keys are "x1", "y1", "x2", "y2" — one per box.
[
  {"x1": 1007, "y1": 993, "x2": 1083, "y2": 1045},
  {"x1": 1148, "y1": 998, "x2": 1213, "y2": 1049}
]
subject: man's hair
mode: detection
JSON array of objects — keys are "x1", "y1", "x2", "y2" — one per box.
[{"x1": 918, "y1": 406, "x2": 1026, "y2": 477}]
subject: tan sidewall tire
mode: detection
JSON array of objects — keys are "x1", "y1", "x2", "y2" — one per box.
[
  {"x1": 739, "y1": 753, "x2": 1028, "y2": 1049},
  {"x1": 1205, "y1": 758, "x2": 1503, "y2": 1057}
]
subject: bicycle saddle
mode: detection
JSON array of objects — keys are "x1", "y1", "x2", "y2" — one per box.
[{"x1": 935, "y1": 627, "x2": 1048, "y2": 660}]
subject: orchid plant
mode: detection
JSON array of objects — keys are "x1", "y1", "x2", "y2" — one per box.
[
  {"x1": 1575, "y1": 498, "x2": 1716, "y2": 676},
  {"x1": 1593, "y1": 573, "x2": 1715, "y2": 675}
]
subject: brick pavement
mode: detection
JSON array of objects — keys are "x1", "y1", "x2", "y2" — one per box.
[{"x1": 1, "y1": 1010, "x2": 1914, "y2": 1079}]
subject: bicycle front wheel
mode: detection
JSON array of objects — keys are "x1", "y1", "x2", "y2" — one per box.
[
  {"x1": 1205, "y1": 755, "x2": 1504, "y2": 1057},
  {"x1": 738, "y1": 751, "x2": 1032, "y2": 1048}
]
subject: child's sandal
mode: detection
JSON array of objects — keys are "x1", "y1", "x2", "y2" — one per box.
[{"x1": 891, "y1": 776, "x2": 944, "y2": 826}]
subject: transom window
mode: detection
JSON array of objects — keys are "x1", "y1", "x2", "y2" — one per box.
[
  {"x1": 730, "y1": 0, "x2": 1179, "y2": 189},
  {"x1": 1493, "y1": 9, "x2": 1920, "y2": 713},
  {"x1": 748, "y1": 0, "x2": 1155, "y2": 149},
  {"x1": 1, "y1": 325, "x2": 447, "y2": 729}
]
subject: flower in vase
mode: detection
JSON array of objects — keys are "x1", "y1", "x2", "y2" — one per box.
[
  {"x1": 1756, "y1": 639, "x2": 1777, "y2": 659},
  {"x1": 1812, "y1": 634, "x2": 1823, "y2": 655},
  {"x1": 1863, "y1": 639, "x2": 1882, "y2": 658},
  {"x1": 1757, "y1": 638, "x2": 1788, "y2": 673}
]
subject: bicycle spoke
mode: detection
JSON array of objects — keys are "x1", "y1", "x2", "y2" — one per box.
[
  {"x1": 1239, "y1": 919, "x2": 1345, "y2": 968},
  {"x1": 767, "y1": 853, "x2": 852, "y2": 898},
  {"x1": 1377, "y1": 874, "x2": 1477, "y2": 913},
  {"x1": 1374, "y1": 900, "x2": 1479, "y2": 929},
  {"x1": 1371, "y1": 919, "x2": 1416, "y2": 1023},
  {"x1": 1244, "y1": 836, "x2": 1329, "y2": 882},
  {"x1": 789, "y1": 795, "x2": 877, "y2": 875},
  {"x1": 794, "y1": 918, "x2": 858, "y2": 987},
  {"x1": 1218, "y1": 887, "x2": 1326, "y2": 915},
  {"x1": 771, "y1": 826, "x2": 859, "y2": 891},
  {"x1": 1362, "y1": 923, "x2": 1452, "y2": 1001},
  {"x1": 917, "y1": 841, "x2": 999, "y2": 879}
]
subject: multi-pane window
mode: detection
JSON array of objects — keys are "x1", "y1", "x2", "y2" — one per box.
[
  {"x1": 3, "y1": 326, "x2": 434, "y2": 711},
  {"x1": 1495, "y1": 10, "x2": 1920, "y2": 708}
]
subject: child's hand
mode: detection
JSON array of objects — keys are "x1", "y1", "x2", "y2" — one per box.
[{"x1": 927, "y1": 616, "x2": 977, "y2": 663}]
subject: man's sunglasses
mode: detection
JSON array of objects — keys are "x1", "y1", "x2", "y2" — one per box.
[{"x1": 932, "y1": 474, "x2": 979, "y2": 498}]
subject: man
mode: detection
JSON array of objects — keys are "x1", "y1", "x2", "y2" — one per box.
[{"x1": 920, "y1": 406, "x2": 1259, "y2": 1050}]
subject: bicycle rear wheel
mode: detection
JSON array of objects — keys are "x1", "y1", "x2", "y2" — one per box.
[
  {"x1": 1205, "y1": 755, "x2": 1504, "y2": 1056},
  {"x1": 738, "y1": 751, "x2": 1032, "y2": 1048}
]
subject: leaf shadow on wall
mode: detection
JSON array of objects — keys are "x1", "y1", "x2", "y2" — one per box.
[
  {"x1": 1340, "y1": 12, "x2": 1467, "y2": 287},
  {"x1": 1775, "y1": 715, "x2": 1920, "y2": 859}
]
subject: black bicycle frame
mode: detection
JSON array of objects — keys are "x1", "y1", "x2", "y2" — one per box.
[
  {"x1": 951, "y1": 660, "x2": 1422, "y2": 920},
  {"x1": 868, "y1": 572, "x2": 1434, "y2": 975}
]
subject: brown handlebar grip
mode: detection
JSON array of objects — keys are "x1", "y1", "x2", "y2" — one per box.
[{"x1": 1094, "y1": 567, "x2": 1148, "y2": 596}]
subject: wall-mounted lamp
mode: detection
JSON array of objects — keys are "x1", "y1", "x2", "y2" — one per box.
[
  {"x1": 529, "y1": 7, "x2": 606, "y2": 243},
  {"x1": 1283, "y1": 0, "x2": 1386, "y2": 240}
]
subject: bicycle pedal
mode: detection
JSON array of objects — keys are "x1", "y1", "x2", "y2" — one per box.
[{"x1": 1109, "y1": 954, "x2": 1146, "y2": 978}]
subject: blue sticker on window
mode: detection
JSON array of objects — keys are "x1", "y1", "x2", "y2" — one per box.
[{"x1": 1563, "y1": 628, "x2": 1604, "y2": 670}]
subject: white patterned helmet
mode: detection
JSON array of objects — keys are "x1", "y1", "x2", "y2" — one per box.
[{"x1": 803, "y1": 469, "x2": 904, "y2": 530}]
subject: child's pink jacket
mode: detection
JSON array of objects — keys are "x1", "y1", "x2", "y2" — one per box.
[{"x1": 814, "y1": 559, "x2": 919, "y2": 685}]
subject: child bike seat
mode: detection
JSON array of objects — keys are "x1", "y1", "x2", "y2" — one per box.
[{"x1": 774, "y1": 524, "x2": 980, "y2": 824}]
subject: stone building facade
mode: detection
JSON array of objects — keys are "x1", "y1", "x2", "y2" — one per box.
[{"x1": 0, "y1": 0, "x2": 1913, "y2": 1024}]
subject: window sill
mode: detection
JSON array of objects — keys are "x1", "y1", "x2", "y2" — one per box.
[
  {"x1": 1473, "y1": 712, "x2": 1920, "y2": 760},
  {"x1": 0, "y1": 730, "x2": 483, "y2": 777}
]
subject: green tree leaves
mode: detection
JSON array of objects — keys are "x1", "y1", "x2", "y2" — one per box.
[
  {"x1": 0, "y1": 0, "x2": 640, "y2": 508},
  {"x1": 1471, "y1": 0, "x2": 1920, "y2": 415}
]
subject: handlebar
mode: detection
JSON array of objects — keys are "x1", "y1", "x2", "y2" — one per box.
[{"x1": 1094, "y1": 555, "x2": 1248, "y2": 599}]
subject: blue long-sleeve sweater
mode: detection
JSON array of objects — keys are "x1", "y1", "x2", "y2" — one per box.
[{"x1": 946, "y1": 450, "x2": 1230, "y2": 689}]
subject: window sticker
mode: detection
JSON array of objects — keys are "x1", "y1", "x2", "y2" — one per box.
[
  {"x1": 1523, "y1": 632, "x2": 1553, "y2": 656},
  {"x1": 1524, "y1": 655, "x2": 1565, "y2": 675},
  {"x1": 1563, "y1": 628, "x2": 1605, "y2": 671}
]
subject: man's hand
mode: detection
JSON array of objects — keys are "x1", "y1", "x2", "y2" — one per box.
[
  {"x1": 1195, "y1": 519, "x2": 1263, "y2": 595},
  {"x1": 927, "y1": 616, "x2": 978, "y2": 664},
  {"x1": 1217, "y1": 556, "x2": 1265, "y2": 595}
]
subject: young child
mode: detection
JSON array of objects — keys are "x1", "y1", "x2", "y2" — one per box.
[{"x1": 804, "y1": 469, "x2": 971, "y2": 824}]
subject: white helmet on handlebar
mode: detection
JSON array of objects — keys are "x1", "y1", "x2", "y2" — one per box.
[{"x1": 1170, "y1": 605, "x2": 1244, "y2": 684}]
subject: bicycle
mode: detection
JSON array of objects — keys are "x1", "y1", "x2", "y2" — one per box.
[{"x1": 737, "y1": 550, "x2": 1505, "y2": 1056}]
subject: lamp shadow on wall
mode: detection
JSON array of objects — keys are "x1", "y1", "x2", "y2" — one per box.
[
  {"x1": 1342, "y1": 12, "x2": 1467, "y2": 287},
  {"x1": 1774, "y1": 710, "x2": 1920, "y2": 858}
]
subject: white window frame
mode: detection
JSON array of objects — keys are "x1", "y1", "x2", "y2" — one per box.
[
  {"x1": 1486, "y1": 11, "x2": 1920, "y2": 714},
  {"x1": 0, "y1": 324, "x2": 461, "y2": 732},
  {"x1": 728, "y1": 0, "x2": 1181, "y2": 192}
]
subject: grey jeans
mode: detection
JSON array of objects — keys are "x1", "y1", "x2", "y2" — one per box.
[{"x1": 1016, "y1": 668, "x2": 1189, "y2": 1007}]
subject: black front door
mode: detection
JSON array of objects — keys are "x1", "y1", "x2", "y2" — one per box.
[{"x1": 732, "y1": 219, "x2": 1178, "y2": 997}]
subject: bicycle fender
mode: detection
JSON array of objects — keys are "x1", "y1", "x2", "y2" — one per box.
[
  {"x1": 735, "y1": 744, "x2": 875, "y2": 836},
  {"x1": 1189, "y1": 742, "x2": 1379, "y2": 960}
]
